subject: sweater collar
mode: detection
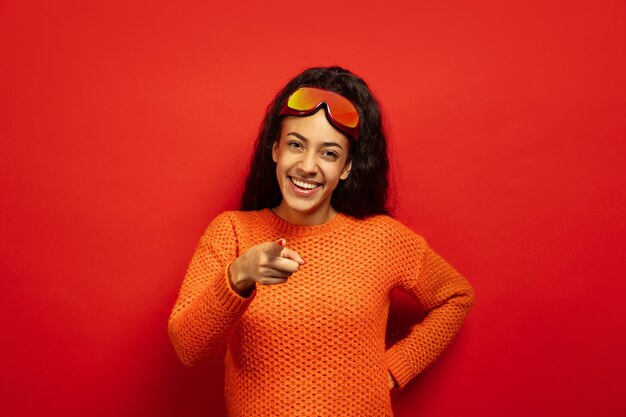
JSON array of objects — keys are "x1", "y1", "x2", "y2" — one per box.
[{"x1": 258, "y1": 208, "x2": 350, "y2": 237}]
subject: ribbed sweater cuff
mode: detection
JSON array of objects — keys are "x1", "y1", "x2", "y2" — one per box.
[
  {"x1": 385, "y1": 346, "x2": 412, "y2": 390},
  {"x1": 212, "y1": 263, "x2": 256, "y2": 313}
]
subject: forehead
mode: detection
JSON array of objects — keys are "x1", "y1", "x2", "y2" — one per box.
[{"x1": 280, "y1": 110, "x2": 350, "y2": 147}]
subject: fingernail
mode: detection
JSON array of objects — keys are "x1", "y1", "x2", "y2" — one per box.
[{"x1": 278, "y1": 239, "x2": 285, "y2": 246}]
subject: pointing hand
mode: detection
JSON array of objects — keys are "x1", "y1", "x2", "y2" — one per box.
[{"x1": 228, "y1": 238, "x2": 305, "y2": 296}]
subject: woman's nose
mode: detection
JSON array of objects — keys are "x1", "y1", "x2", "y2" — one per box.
[{"x1": 297, "y1": 152, "x2": 318, "y2": 175}]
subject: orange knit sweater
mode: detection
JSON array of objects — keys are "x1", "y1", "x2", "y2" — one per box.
[{"x1": 168, "y1": 209, "x2": 475, "y2": 416}]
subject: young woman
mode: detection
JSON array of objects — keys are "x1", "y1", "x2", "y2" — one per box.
[{"x1": 168, "y1": 66, "x2": 475, "y2": 416}]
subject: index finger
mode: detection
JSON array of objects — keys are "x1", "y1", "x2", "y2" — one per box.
[{"x1": 279, "y1": 247, "x2": 305, "y2": 265}]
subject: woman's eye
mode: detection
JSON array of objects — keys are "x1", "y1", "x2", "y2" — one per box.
[
  {"x1": 287, "y1": 141, "x2": 303, "y2": 150},
  {"x1": 322, "y1": 150, "x2": 339, "y2": 160}
]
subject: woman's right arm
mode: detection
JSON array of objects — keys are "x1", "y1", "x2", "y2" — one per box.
[
  {"x1": 167, "y1": 212, "x2": 254, "y2": 366},
  {"x1": 167, "y1": 213, "x2": 305, "y2": 366}
]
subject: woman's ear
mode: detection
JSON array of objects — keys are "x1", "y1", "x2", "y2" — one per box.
[
  {"x1": 272, "y1": 140, "x2": 279, "y2": 163},
  {"x1": 340, "y1": 160, "x2": 352, "y2": 180}
]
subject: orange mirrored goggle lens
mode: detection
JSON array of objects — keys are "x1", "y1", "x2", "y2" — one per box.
[{"x1": 287, "y1": 87, "x2": 359, "y2": 129}]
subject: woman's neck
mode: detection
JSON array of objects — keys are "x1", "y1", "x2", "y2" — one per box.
[{"x1": 271, "y1": 204, "x2": 338, "y2": 226}]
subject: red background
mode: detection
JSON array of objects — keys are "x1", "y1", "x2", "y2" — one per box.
[{"x1": 1, "y1": 1, "x2": 625, "y2": 416}]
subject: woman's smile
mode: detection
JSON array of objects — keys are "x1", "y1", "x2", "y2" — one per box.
[{"x1": 289, "y1": 176, "x2": 322, "y2": 194}]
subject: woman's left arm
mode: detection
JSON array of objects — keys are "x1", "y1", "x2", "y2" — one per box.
[{"x1": 386, "y1": 239, "x2": 475, "y2": 389}]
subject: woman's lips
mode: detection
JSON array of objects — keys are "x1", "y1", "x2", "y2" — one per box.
[{"x1": 288, "y1": 176, "x2": 321, "y2": 196}]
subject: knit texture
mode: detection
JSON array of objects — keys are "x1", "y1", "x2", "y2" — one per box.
[{"x1": 168, "y1": 209, "x2": 475, "y2": 416}]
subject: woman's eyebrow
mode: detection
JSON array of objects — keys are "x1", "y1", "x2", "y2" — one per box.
[
  {"x1": 287, "y1": 132, "x2": 308, "y2": 142},
  {"x1": 287, "y1": 132, "x2": 344, "y2": 150}
]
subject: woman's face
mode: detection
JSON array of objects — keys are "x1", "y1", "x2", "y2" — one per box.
[{"x1": 272, "y1": 110, "x2": 352, "y2": 225}]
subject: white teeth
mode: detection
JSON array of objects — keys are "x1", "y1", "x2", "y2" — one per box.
[{"x1": 290, "y1": 177, "x2": 320, "y2": 190}]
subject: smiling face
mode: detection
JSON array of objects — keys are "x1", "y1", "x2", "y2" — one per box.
[{"x1": 272, "y1": 109, "x2": 352, "y2": 226}]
